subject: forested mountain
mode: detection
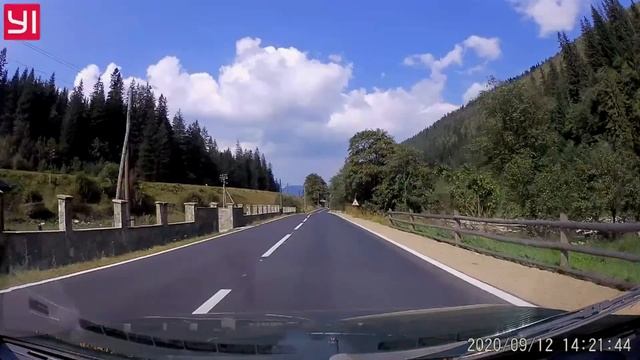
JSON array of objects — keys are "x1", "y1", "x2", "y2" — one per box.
[
  {"x1": 400, "y1": 0, "x2": 640, "y2": 221},
  {"x1": 0, "y1": 48, "x2": 279, "y2": 192}
]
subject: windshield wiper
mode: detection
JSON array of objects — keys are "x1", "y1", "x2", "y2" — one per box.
[{"x1": 458, "y1": 286, "x2": 640, "y2": 359}]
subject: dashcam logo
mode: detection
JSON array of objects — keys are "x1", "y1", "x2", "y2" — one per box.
[{"x1": 4, "y1": 4, "x2": 40, "y2": 40}]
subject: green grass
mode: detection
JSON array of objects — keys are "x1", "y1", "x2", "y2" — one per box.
[
  {"x1": 344, "y1": 206, "x2": 390, "y2": 225},
  {"x1": 1, "y1": 168, "x2": 302, "y2": 229},
  {"x1": 396, "y1": 221, "x2": 640, "y2": 285}
]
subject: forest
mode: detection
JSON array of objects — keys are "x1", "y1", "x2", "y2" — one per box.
[
  {"x1": 0, "y1": 48, "x2": 280, "y2": 192},
  {"x1": 334, "y1": 0, "x2": 640, "y2": 222}
]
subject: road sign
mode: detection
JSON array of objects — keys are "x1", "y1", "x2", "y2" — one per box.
[{"x1": 352, "y1": 198, "x2": 359, "y2": 206}]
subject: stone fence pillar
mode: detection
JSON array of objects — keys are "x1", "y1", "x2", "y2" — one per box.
[
  {"x1": 209, "y1": 202, "x2": 218, "y2": 208},
  {"x1": 113, "y1": 199, "x2": 129, "y2": 228},
  {"x1": 184, "y1": 202, "x2": 197, "y2": 222},
  {"x1": 155, "y1": 201, "x2": 168, "y2": 225},
  {"x1": 58, "y1": 195, "x2": 73, "y2": 232}
]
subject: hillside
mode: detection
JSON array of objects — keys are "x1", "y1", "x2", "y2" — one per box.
[
  {"x1": 399, "y1": 0, "x2": 640, "y2": 221},
  {"x1": 0, "y1": 168, "x2": 300, "y2": 230}
]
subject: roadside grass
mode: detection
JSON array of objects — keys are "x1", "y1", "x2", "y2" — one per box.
[
  {"x1": 0, "y1": 214, "x2": 293, "y2": 290},
  {"x1": 344, "y1": 207, "x2": 390, "y2": 226},
  {"x1": 1, "y1": 168, "x2": 302, "y2": 231},
  {"x1": 394, "y1": 221, "x2": 640, "y2": 285}
]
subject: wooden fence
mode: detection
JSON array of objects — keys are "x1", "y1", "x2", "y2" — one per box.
[{"x1": 388, "y1": 211, "x2": 640, "y2": 290}]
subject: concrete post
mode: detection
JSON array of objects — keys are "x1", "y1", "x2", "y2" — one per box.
[
  {"x1": 0, "y1": 190, "x2": 4, "y2": 232},
  {"x1": 113, "y1": 199, "x2": 129, "y2": 229},
  {"x1": 57, "y1": 195, "x2": 73, "y2": 231},
  {"x1": 155, "y1": 202, "x2": 168, "y2": 225},
  {"x1": 184, "y1": 202, "x2": 197, "y2": 222},
  {"x1": 559, "y1": 213, "x2": 570, "y2": 269},
  {"x1": 250, "y1": 205, "x2": 256, "y2": 215}
]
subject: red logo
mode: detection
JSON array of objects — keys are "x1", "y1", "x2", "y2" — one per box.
[{"x1": 4, "y1": 4, "x2": 40, "y2": 40}]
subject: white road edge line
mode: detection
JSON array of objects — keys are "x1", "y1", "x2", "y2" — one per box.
[
  {"x1": 261, "y1": 234, "x2": 291, "y2": 258},
  {"x1": 294, "y1": 223, "x2": 303, "y2": 230},
  {"x1": 192, "y1": 289, "x2": 232, "y2": 314},
  {"x1": 331, "y1": 212, "x2": 535, "y2": 307},
  {"x1": 0, "y1": 214, "x2": 299, "y2": 294}
]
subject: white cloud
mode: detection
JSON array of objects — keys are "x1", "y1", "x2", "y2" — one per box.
[
  {"x1": 463, "y1": 35, "x2": 501, "y2": 60},
  {"x1": 510, "y1": 0, "x2": 584, "y2": 36},
  {"x1": 462, "y1": 82, "x2": 496, "y2": 104},
  {"x1": 328, "y1": 54, "x2": 343, "y2": 63},
  {"x1": 404, "y1": 35, "x2": 501, "y2": 74},
  {"x1": 75, "y1": 36, "x2": 499, "y2": 182},
  {"x1": 74, "y1": 62, "x2": 141, "y2": 99}
]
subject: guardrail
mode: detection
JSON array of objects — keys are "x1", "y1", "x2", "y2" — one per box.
[{"x1": 387, "y1": 211, "x2": 640, "y2": 290}]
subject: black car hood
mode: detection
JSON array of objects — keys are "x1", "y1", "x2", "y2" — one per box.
[{"x1": 9, "y1": 303, "x2": 566, "y2": 359}]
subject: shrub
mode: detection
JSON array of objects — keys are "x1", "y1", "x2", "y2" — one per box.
[
  {"x1": 75, "y1": 173, "x2": 102, "y2": 203},
  {"x1": 179, "y1": 191, "x2": 207, "y2": 206},
  {"x1": 131, "y1": 190, "x2": 155, "y2": 216},
  {"x1": 23, "y1": 202, "x2": 55, "y2": 220},
  {"x1": 205, "y1": 192, "x2": 220, "y2": 204},
  {"x1": 23, "y1": 189, "x2": 43, "y2": 203},
  {"x1": 71, "y1": 201, "x2": 93, "y2": 218}
]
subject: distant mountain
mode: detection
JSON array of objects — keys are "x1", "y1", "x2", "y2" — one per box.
[{"x1": 282, "y1": 185, "x2": 304, "y2": 197}]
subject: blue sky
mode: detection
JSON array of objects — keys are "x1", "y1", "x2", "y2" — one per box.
[{"x1": 3, "y1": 0, "x2": 624, "y2": 184}]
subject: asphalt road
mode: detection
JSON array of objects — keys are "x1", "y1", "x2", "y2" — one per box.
[{"x1": 0, "y1": 209, "x2": 506, "y2": 335}]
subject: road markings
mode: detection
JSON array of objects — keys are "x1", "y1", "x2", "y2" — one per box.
[
  {"x1": 261, "y1": 234, "x2": 291, "y2": 258},
  {"x1": 0, "y1": 214, "x2": 298, "y2": 294},
  {"x1": 332, "y1": 213, "x2": 535, "y2": 307},
  {"x1": 192, "y1": 289, "x2": 232, "y2": 314},
  {"x1": 294, "y1": 223, "x2": 303, "y2": 230}
]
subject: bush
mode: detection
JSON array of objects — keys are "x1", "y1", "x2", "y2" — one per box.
[
  {"x1": 23, "y1": 189, "x2": 43, "y2": 203},
  {"x1": 23, "y1": 202, "x2": 55, "y2": 220},
  {"x1": 131, "y1": 190, "x2": 155, "y2": 216},
  {"x1": 75, "y1": 173, "x2": 102, "y2": 203},
  {"x1": 205, "y1": 192, "x2": 220, "y2": 204},
  {"x1": 179, "y1": 191, "x2": 207, "y2": 206},
  {"x1": 71, "y1": 201, "x2": 93, "y2": 218}
]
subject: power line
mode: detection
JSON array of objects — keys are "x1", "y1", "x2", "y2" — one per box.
[
  {"x1": 6, "y1": 58, "x2": 74, "y2": 88},
  {"x1": 20, "y1": 42, "x2": 82, "y2": 72}
]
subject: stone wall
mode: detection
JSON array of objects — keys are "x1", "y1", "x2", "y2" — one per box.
[{"x1": 0, "y1": 193, "x2": 295, "y2": 273}]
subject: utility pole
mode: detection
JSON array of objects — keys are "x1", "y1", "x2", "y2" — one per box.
[
  {"x1": 303, "y1": 186, "x2": 306, "y2": 212},
  {"x1": 116, "y1": 86, "x2": 133, "y2": 201},
  {"x1": 279, "y1": 179, "x2": 283, "y2": 210},
  {"x1": 220, "y1": 173, "x2": 228, "y2": 207}
]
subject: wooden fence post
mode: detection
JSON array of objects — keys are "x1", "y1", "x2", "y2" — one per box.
[
  {"x1": 559, "y1": 213, "x2": 570, "y2": 269},
  {"x1": 409, "y1": 213, "x2": 416, "y2": 231},
  {"x1": 453, "y1": 210, "x2": 462, "y2": 244}
]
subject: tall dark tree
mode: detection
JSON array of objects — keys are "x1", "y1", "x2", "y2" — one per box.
[{"x1": 59, "y1": 82, "x2": 87, "y2": 163}]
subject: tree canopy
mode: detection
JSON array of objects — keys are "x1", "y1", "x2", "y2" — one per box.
[{"x1": 0, "y1": 48, "x2": 280, "y2": 192}]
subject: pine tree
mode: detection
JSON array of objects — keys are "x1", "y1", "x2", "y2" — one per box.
[
  {"x1": 558, "y1": 32, "x2": 587, "y2": 104},
  {"x1": 60, "y1": 82, "x2": 87, "y2": 163},
  {"x1": 104, "y1": 68, "x2": 125, "y2": 161},
  {"x1": 88, "y1": 77, "x2": 107, "y2": 160}
]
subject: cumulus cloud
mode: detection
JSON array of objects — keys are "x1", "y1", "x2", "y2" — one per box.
[
  {"x1": 462, "y1": 82, "x2": 493, "y2": 104},
  {"x1": 404, "y1": 35, "x2": 501, "y2": 76},
  {"x1": 463, "y1": 35, "x2": 501, "y2": 60},
  {"x1": 74, "y1": 62, "x2": 142, "y2": 99},
  {"x1": 74, "y1": 36, "x2": 499, "y2": 182},
  {"x1": 510, "y1": 0, "x2": 584, "y2": 36}
]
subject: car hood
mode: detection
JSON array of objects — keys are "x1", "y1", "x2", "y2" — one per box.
[{"x1": 11, "y1": 303, "x2": 565, "y2": 359}]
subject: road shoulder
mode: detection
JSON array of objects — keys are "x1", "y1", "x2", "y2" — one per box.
[{"x1": 333, "y1": 212, "x2": 639, "y2": 313}]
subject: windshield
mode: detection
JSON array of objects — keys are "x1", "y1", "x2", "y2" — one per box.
[{"x1": 1, "y1": 0, "x2": 640, "y2": 359}]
